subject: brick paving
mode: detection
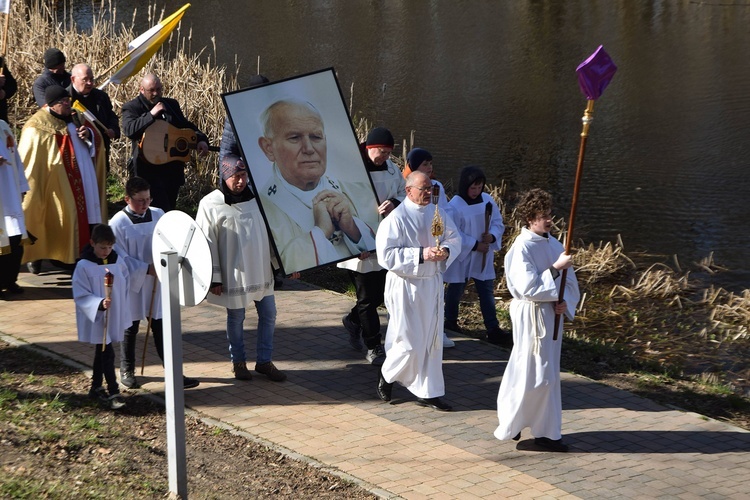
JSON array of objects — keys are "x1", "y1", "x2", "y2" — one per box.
[{"x1": 2, "y1": 265, "x2": 749, "y2": 499}]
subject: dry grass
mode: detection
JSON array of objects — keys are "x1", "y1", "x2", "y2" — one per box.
[{"x1": 7, "y1": 1, "x2": 750, "y2": 399}]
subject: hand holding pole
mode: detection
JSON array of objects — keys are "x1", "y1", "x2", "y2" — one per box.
[
  {"x1": 553, "y1": 45, "x2": 617, "y2": 340},
  {"x1": 102, "y1": 270, "x2": 114, "y2": 351}
]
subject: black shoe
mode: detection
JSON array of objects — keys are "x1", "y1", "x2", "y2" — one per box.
[
  {"x1": 255, "y1": 361, "x2": 287, "y2": 382},
  {"x1": 444, "y1": 320, "x2": 462, "y2": 334},
  {"x1": 6, "y1": 283, "x2": 23, "y2": 294},
  {"x1": 377, "y1": 371, "x2": 393, "y2": 402},
  {"x1": 366, "y1": 344, "x2": 386, "y2": 366},
  {"x1": 120, "y1": 370, "x2": 140, "y2": 389},
  {"x1": 27, "y1": 260, "x2": 42, "y2": 274},
  {"x1": 512, "y1": 432, "x2": 521, "y2": 441},
  {"x1": 0, "y1": 290, "x2": 5, "y2": 300},
  {"x1": 487, "y1": 327, "x2": 513, "y2": 348},
  {"x1": 415, "y1": 397, "x2": 452, "y2": 411},
  {"x1": 88, "y1": 386, "x2": 108, "y2": 402},
  {"x1": 183, "y1": 376, "x2": 200, "y2": 389},
  {"x1": 342, "y1": 314, "x2": 363, "y2": 351},
  {"x1": 534, "y1": 437, "x2": 569, "y2": 452}
]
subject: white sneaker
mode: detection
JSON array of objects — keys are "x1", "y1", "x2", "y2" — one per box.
[{"x1": 443, "y1": 332, "x2": 455, "y2": 348}]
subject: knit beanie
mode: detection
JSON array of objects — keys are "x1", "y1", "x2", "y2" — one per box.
[
  {"x1": 407, "y1": 148, "x2": 432, "y2": 171},
  {"x1": 220, "y1": 154, "x2": 247, "y2": 180},
  {"x1": 366, "y1": 127, "x2": 394, "y2": 149},
  {"x1": 45, "y1": 85, "x2": 70, "y2": 106},
  {"x1": 44, "y1": 48, "x2": 66, "y2": 69}
]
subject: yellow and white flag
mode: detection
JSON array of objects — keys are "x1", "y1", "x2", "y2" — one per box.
[{"x1": 98, "y1": 3, "x2": 190, "y2": 89}]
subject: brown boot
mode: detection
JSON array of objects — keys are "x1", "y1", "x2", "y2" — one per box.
[{"x1": 232, "y1": 362, "x2": 252, "y2": 381}]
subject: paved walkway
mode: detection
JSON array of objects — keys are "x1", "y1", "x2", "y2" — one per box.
[{"x1": 2, "y1": 265, "x2": 749, "y2": 499}]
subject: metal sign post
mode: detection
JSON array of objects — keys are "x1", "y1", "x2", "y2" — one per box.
[
  {"x1": 151, "y1": 211, "x2": 212, "y2": 500},
  {"x1": 160, "y1": 250, "x2": 187, "y2": 498}
]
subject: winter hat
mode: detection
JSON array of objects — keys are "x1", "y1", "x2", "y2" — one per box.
[
  {"x1": 458, "y1": 165, "x2": 487, "y2": 204},
  {"x1": 407, "y1": 148, "x2": 432, "y2": 171},
  {"x1": 43, "y1": 48, "x2": 66, "y2": 69},
  {"x1": 45, "y1": 85, "x2": 70, "y2": 106},
  {"x1": 366, "y1": 127, "x2": 394, "y2": 149},
  {"x1": 220, "y1": 154, "x2": 247, "y2": 180}
]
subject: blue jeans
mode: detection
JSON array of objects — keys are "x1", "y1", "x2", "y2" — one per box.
[
  {"x1": 444, "y1": 278, "x2": 499, "y2": 330},
  {"x1": 226, "y1": 295, "x2": 276, "y2": 365}
]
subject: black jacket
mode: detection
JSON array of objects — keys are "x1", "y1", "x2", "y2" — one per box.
[
  {"x1": 0, "y1": 63, "x2": 17, "y2": 124},
  {"x1": 121, "y1": 93, "x2": 208, "y2": 185},
  {"x1": 32, "y1": 68, "x2": 72, "y2": 108}
]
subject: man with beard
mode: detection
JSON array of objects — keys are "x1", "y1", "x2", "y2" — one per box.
[{"x1": 122, "y1": 73, "x2": 209, "y2": 211}]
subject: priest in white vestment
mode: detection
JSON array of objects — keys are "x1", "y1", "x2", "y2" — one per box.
[
  {"x1": 257, "y1": 99, "x2": 378, "y2": 274},
  {"x1": 375, "y1": 171, "x2": 461, "y2": 411},
  {"x1": 494, "y1": 188, "x2": 579, "y2": 452}
]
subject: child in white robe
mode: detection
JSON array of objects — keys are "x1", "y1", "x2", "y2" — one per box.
[
  {"x1": 443, "y1": 166, "x2": 509, "y2": 346},
  {"x1": 72, "y1": 224, "x2": 131, "y2": 409},
  {"x1": 494, "y1": 189, "x2": 579, "y2": 452}
]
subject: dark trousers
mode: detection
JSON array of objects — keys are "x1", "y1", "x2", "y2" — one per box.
[
  {"x1": 346, "y1": 269, "x2": 387, "y2": 349},
  {"x1": 0, "y1": 234, "x2": 23, "y2": 289},
  {"x1": 92, "y1": 343, "x2": 119, "y2": 395},
  {"x1": 120, "y1": 319, "x2": 164, "y2": 373}
]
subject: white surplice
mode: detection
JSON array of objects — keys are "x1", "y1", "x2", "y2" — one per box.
[
  {"x1": 109, "y1": 207, "x2": 164, "y2": 321},
  {"x1": 376, "y1": 198, "x2": 461, "y2": 398},
  {"x1": 443, "y1": 192, "x2": 505, "y2": 283},
  {"x1": 72, "y1": 259, "x2": 130, "y2": 345},
  {"x1": 0, "y1": 120, "x2": 29, "y2": 252},
  {"x1": 494, "y1": 227, "x2": 580, "y2": 441},
  {"x1": 195, "y1": 190, "x2": 274, "y2": 309}
]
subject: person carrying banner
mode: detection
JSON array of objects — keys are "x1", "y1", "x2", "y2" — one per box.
[
  {"x1": 338, "y1": 126, "x2": 406, "y2": 365},
  {"x1": 121, "y1": 73, "x2": 209, "y2": 211}
]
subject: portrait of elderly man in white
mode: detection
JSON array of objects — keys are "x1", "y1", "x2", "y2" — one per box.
[{"x1": 257, "y1": 98, "x2": 378, "y2": 273}]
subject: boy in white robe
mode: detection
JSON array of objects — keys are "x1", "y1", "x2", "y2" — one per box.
[
  {"x1": 375, "y1": 172, "x2": 461, "y2": 411},
  {"x1": 72, "y1": 224, "x2": 130, "y2": 410},
  {"x1": 444, "y1": 166, "x2": 510, "y2": 347},
  {"x1": 196, "y1": 155, "x2": 291, "y2": 382},
  {"x1": 109, "y1": 176, "x2": 199, "y2": 390},
  {"x1": 494, "y1": 189, "x2": 580, "y2": 452}
]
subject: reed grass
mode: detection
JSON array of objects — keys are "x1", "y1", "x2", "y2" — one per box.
[{"x1": 7, "y1": 0, "x2": 750, "y2": 399}]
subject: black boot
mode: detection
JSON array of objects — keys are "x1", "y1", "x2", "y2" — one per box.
[{"x1": 377, "y1": 370, "x2": 393, "y2": 402}]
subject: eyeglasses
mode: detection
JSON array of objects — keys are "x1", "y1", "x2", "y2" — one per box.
[
  {"x1": 408, "y1": 185, "x2": 432, "y2": 193},
  {"x1": 130, "y1": 197, "x2": 152, "y2": 204}
]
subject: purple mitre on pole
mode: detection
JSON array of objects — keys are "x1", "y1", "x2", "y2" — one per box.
[{"x1": 576, "y1": 45, "x2": 617, "y2": 100}]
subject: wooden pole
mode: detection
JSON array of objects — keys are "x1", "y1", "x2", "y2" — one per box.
[
  {"x1": 140, "y1": 277, "x2": 159, "y2": 375},
  {"x1": 553, "y1": 99, "x2": 594, "y2": 340}
]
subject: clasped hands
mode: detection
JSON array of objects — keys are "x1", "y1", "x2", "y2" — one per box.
[
  {"x1": 313, "y1": 189, "x2": 361, "y2": 243},
  {"x1": 423, "y1": 246, "x2": 448, "y2": 262}
]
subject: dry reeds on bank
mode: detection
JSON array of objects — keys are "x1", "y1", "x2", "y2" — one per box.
[
  {"x1": 6, "y1": 0, "x2": 236, "y2": 210},
  {"x1": 6, "y1": 1, "x2": 750, "y2": 398}
]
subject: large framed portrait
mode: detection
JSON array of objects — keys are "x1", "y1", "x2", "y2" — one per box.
[{"x1": 222, "y1": 68, "x2": 380, "y2": 275}]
